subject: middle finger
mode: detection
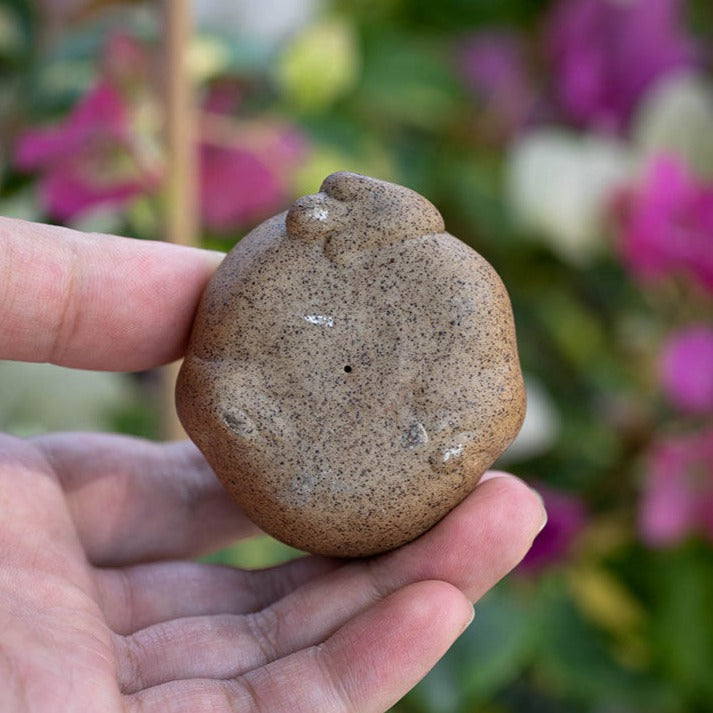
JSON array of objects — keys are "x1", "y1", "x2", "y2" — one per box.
[{"x1": 95, "y1": 555, "x2": 340, "y2": 635}]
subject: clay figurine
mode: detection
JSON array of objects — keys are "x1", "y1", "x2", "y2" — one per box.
[{"x1": 176, "y1": 172, "x2": 526, "y2": 557}]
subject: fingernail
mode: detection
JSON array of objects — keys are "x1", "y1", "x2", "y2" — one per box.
[
  {"x1": 530, "y1": 487, "x2": 548, "y2": 534},
  {"x1": 460, "y1": 605, "x2": 475, "y2": 634},
  {"x1": 201, "y1": 248, "x2": 227, "y2": 267}
]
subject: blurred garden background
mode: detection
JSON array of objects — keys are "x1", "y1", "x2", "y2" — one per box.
[{"x1": 1, "y1": 0, "x2": 712, "y2": 710}]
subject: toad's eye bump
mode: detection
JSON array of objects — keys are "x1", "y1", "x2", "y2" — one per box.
[{"x1": 176, "y1": 172, "x2": 526, "y2": 558}]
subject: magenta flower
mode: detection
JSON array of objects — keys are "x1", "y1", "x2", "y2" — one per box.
[
  {"x1": 199, "y1": 123, "x2": 307, "y2": 233},
  {"x1": 458, "y1": 31, "x2": 536, "y2": 138},
  {"x1": 615, "y1": 156, "x2": 713, "y2": 293},
  {"x1": 14, "y1": 81, "x2": 156, "y2": 221},
  {"x1": 639, "y1": 428, "x2": 713, "y2": 546},
  {"x1": 546, "y1": 0, "x2": 698, "y2": 132},
  {"x1": 518, "y1": 485, "x2": 587, "y2": 573},
  {"x1": 661, "y1": 327, "x2": 713, "y2": 414},
  {"x1": 200, "y1": 146, "x2": 284, "y2": 232}
]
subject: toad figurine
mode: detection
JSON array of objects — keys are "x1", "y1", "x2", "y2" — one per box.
[{"x1": 176, "y1": 172, "x2": 526, "y2": 557}]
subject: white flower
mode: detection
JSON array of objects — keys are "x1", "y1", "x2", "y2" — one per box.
[
  {"x1": 633, "y1": 71, "x2": 713, "y2": 179},
  {"x1": 506, "y1": 129, "x2": 633, "y2": 265},
  {"x1": 193, "y1": 0, "x2": 322, "y2": 50},
  {"x1": 498, "y1": 375, "x2": 560, "y2": 464}
]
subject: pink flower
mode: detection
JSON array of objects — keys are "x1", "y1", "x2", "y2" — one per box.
[
  {"x1": 14, "y1": 32, "x2": 158, "y2": 221},
  {"x1": 14, "y1": 81, "x2": 156, "y2": 221},
  {"x1": 200, "y1": 146, "x2": 284, "y2": 232},
  {"x1": 661, "y1": 327, "x2": 713, "y2": 414},
  {"x1": 199, "y1": 122, "x2": 307, "y2": 233},
  {"x1": 518, "y1": 485, "x2": 587, "y2": 573},
  {"x1": 546, "y1": 0, "x2": 698, "y2": 132},
  {"x1": 458, "y1": 31, "x2": 536, "y2": 139},
  {"x1": 639, "y1": 428, "x2": 713, "y2": 546},
  {"x1": 614, "y1": 156, "x2": 713, "y2": 293}
]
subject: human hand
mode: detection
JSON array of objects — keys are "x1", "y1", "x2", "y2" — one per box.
[{"x1": 0, "y1": 217, "x2": 546, "y2": 713}]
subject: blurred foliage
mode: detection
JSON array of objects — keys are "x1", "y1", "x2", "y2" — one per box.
[{"x1": 1, "y1": 0, "x2": 712, "y2": 712}]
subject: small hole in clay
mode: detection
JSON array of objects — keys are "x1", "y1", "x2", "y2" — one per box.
[{"x1": 344, "y1": 365, "x2": 353, "y2": 373}]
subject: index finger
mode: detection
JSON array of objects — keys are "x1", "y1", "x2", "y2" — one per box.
[{"x1": 0, "y1": 216, "x2": 223, "y2": 371}]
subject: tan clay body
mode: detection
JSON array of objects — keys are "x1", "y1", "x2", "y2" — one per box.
[{"x1": 176, "y1": 172, "x2": 526, "y2": 557}]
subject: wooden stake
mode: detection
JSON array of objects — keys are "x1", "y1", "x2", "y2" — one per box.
[{"x1": 162, "y1": 0, "x2": 198, "y2": 440}]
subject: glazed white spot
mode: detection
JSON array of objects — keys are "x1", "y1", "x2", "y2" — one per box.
[
  {"x1": 311, "y1": 206, "x2": 329, "y2": 221},
  {"x1": 303, "y1": 314, "x2": 335, "y2": 327},
  {"x1": 443, "y1": 444, "x2": 464, "y2": 462},
  {"x1": 403, "y1": 422, "x2": 428, "y2": 448}
]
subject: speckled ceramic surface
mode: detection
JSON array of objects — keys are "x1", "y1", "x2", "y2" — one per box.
[{"x1": 176, "y1": 172, "x2": 526, "y2": 557}]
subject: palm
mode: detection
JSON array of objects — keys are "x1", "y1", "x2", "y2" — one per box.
[
  {"x1": 4, "y1": 555, "x2": 122, "y2": 712},
  {"x1": 1, "y1": 432, "x2": 542, "y2": 713},
  {"x1": 2, "y1": 434, "x2": 121, "y2": 711}
]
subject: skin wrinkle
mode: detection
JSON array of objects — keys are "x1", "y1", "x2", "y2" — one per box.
[
  {"x1": 0, "y1": 220, "x2": 76, "y2": 362},
  {"x1": 233, "y1": 675, "x2": 268, "y2": 713},
  {"x1": 243, "y1": 607, "x2": 282, "y2": 667},
  {"x1": 0, "y1": 636, "x2": 23, "y2": 713},
  {"x1": 48, "y1": 236, "x2": 81, "y2": 366},
  {"x1": 114, "y1": 570, "x2": 137, "y2": 643},
  {"x1": 115, "y1": 610, "x2": 279, "y2": 693},
  {"x1": 117, "y1": 635, "x2": 147, "y2": 695},
  {"x1": 362, "y1": 557, "x2": 393, "y2": 603},
  {"x1": 0, "y1": 231, "x2": 17, "y2": 339},
  {"x1": 314, "y1": 645, "x2": 354, "y2": 713}
]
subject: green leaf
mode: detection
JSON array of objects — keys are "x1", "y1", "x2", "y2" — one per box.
[
  {"x1": 534, "y1": 576, "x2": 679, "y2": 711},
  {"x1": 201, "y1": 535, "x2": 301, "y2": 569},
  {"x1": 0, "y1": 5, "x2": 24, "y2": 58},
  {"x1": 652, "y1": 546, "x2": 713, "y2": 707},
  {"x1": 356, "y1": 30, "x2": 462, "y2": 130},
  {"x1": 0, "y1": 186, "x2": 41, "y2": 222},
  {"x1": 537, "y1": 291, "x2": 606, "y2": 371}
]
